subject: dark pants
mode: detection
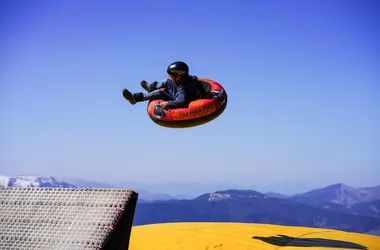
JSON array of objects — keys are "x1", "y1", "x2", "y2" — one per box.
[{"x1": 143, "y1": 79, "x2": 177, "y2": 101}]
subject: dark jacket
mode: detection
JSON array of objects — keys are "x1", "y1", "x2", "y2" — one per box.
[{"x1": 167, "y1": 75, "x2": 202, "y2": 109}]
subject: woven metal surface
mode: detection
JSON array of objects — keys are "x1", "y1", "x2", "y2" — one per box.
[{"x1": 0, "y1": 188, "x2": 134, "y2": 250}]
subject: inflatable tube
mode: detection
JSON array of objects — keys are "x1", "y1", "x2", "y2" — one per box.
[{"x1": 147, "y1": 78, "x2": 227, "y2": 128}]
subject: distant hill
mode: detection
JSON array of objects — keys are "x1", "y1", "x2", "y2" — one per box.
[
  {"x1": 133, "y1": 189, "x2": 380, "y2": 235},
  {"x1": 0, "y1": 174, "x2": 117, "y2": 188},
  {"x1": 287, "y1": 183, "x2": 380, "y2": 216},
  {"x1": 55, "y1": 177, "x2": 117, "y2": 188},
  {"x1": 0, "y1": 175, "x2": 181, "y2": 201},
  {"x1": 0, "y1": 175, "x2": 77, "y2": 188},
  {"x1": 345, "y1": 199, "x2": 380, "y2": 217},
  {"x1": 289, "y1": 183, "x2": 380, "y2": 205},
  {"x1": 264, "y1": 192, "x2": 290, "y2": 199},
  {"x1": 195, "y1": 189, "x2": 265, "y2": 201}
]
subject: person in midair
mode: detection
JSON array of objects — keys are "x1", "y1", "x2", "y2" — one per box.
[{"x1": 122, "y1": 61, "x2": 202, "y2": 109}]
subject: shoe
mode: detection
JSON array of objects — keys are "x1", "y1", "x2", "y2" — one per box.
[
  {"x1": 122, "y1": 88, "x2": 137, "y2": 104},
  {"x1": 140, "y1": 80, "x2": 152, "y2": 92}
]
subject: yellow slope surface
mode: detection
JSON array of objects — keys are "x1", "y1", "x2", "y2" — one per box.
[{"x1": 129, "y1": 222, "x2": 380, "y2": 250}]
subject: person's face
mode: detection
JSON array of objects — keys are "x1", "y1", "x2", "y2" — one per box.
[{"x1": 168, "y1": 74, "x2": 181, "y2": 83}]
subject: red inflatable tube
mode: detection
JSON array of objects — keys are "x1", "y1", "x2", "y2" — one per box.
[{"x1": 147, "y1": 78, "x2": 228, "y2": 128}]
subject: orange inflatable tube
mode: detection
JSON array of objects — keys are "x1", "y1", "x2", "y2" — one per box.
[{"x1": 147, "y1": 78, "x2": 227, "y2": 128}]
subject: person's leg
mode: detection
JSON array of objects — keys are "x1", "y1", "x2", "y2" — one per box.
[
  {"x1": 141, "y1": 79, "x2": 178, "y2": 95},
  {"x1": 122, "y1": 88, "x2": 175, "y2": 105},
  {"x1": 160, "y1": 79, "x2": 177, "y2": 97},
  {"x1": 143, "y1": 89, "x2": 175, "y2": 101},
  {"x1": 122, "y1": 89, "x2": 138, "y2": 104},
  {"x1": 140, "y1": 80, "x2": 156, "y2": 92}
]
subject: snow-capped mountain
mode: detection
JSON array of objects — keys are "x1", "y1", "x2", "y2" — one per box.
[
  {"x1": 0, "y1": 174, "x2": 122, "y2": 189},
  {"x1": 195, "y1": 189, "x2": 265, "y2": 201},
  {"x1": 0, "y1": 175, "x2": 186, "y2": 201},
  {"x1": 0, "y1": 175, "x2": 77, "y2": 188}
]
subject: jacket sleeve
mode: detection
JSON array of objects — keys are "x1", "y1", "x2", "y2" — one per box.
[{"x1": 167, "y1": 86, "x2": 187, "y2": 109}]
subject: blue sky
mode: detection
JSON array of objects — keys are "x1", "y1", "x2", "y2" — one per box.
[{"x1": 0, "y1": 0, "x2": 379, "y2": 195}]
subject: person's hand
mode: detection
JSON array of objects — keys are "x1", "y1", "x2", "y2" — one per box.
[{"x1": 160, "y1": 101, "x2": 168, "y2": 109}]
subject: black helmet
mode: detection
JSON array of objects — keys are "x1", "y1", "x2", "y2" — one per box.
[{"x1": 167, "y1": 61, "x2": 189, "y2": 77}]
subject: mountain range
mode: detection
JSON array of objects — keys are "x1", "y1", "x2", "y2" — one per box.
[
  {"x1": 0, "y1": 175, "x2": 181, "y2": 201},
  {"x1": 1, "y1": 175, "x2": 379, "y2": 235}
]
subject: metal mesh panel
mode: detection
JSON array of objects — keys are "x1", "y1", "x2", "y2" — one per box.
[{"x1": 0, "y1": 187, "x2": 135, "y2": 250}]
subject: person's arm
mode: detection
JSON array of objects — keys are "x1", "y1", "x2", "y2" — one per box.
[{"x1": 162, "y1": 86, "x2": 187, "y2": 109}]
